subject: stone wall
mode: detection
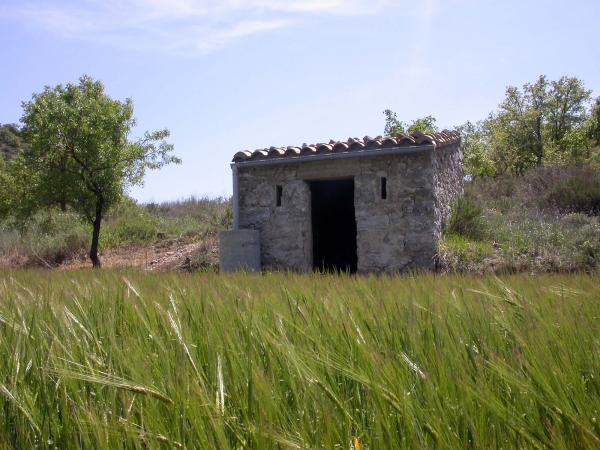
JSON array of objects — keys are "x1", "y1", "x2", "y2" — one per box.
[
  {"x1": 238, "y1": 164, "x2": 312, "y2": 271},
  {"x1": 237, "y1": 150, "x2": 440, "y2": 272},
  {"x1": 432, "y1": 143, "x2": 464, "y2": 238},
  {"x1": 353, "y1": 153, "x2": 436, "y2": 272}
]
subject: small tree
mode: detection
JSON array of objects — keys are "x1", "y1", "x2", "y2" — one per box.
[
  {"x1": 407, "y1": 115, "x2": 438, "y2": 134},
  {"x1": 20, "y1": 76, "x2": 180, "y2": 267},
  {"x1": 383, "y1": 110, "x2": 439, "y2": 136},
  {"x1": 456, "y1": 121, "x2": 495, "y2": 178},
  {"x1": 586, "y1": 98, "x2": 600, "y2": 145},
  {"x1": 383, "y1": 109, "x2": 407, "y2": 136},
  {"x1": 489, "y1": 75, "x2": 592, "y2": 171}
]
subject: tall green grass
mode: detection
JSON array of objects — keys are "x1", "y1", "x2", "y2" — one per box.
[{"x1": 0, "y1": 271, "x2": 599, "y2": 448}]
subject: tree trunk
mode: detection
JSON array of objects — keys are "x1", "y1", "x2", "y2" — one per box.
[{"x1": 89, "y1": 200, "x2": 103, "y2": 268}]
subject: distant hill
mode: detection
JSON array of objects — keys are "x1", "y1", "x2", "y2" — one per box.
[{"x1": 0, "y1": 123, "x2": 27, "y2": 160}]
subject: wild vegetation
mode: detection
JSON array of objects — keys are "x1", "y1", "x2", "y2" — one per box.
[
  {"x1": 386, "y1": 75, "x2": 600, "y2": 176},
  {"x1": 0, "y1": 76, "x2": 180, "y2": 267},
  {"x1": 1, "y1": 73, "x2": 599, "y2": 273},
  {"x1": 2, "y1": 164, "x2": 599, "y2": 275},
  {"x1": 0, "y1": 270, "x2": 598, "y2": 449},
  {"x1": 383, "y1": 74, "x2": 600, "y2": 274},
  {"x1": 440, "y1": 165, "x2": 600, "y2": 273},
  {"x1": 0, "y1": 196, "x2": 231, "y2": 269}
]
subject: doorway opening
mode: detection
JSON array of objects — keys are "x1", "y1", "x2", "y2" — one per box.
[{"x1": 310, "y1": 179, "x2": 357, "y2": 273}]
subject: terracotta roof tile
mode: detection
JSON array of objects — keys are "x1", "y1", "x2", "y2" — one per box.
[{"x1": 232, "y1": 130, "x2": 460, "y2": 163}]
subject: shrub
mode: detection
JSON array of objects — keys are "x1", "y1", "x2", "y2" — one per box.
[
  {"x1": 543, "y1": 169, "x2": 600, "y2": 215},
  {"x1": 446, "y1": 196, "x2": 487, "y2": 240},
  {"x1": 103, "y1": 201, "x2": 160, "y2": 247},
  {"x1": 0, "y1": 209, "x2": 89, "y2": 266}
]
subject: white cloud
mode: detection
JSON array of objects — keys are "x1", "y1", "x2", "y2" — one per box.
[{"x1": 4, "y1": 0, "x2": 397, "y2": 55}]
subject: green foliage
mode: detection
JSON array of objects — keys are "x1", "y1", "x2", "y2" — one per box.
[
  {"x1": 102, "y1": 200, "x2": 161, "y2": 247},
  {"x1": 490, "y1": 75, "x2": 592, "y2": 171},
  {"x1": 0, "y1": 124, "x2": 31, "y2": 219},
  {"x1": 383, "y1": 109, "x2": 406, "y2": 135},
  {"x1": 582, "y1": 98, "x2": 600, "y2": 163},
  {"x1": 389, "y1": 75, "x2": 595, "y2": 177},
  {"x1": 0, "y1": 158, "x2": 36, "y2": 221},
  {"x1": 385, "y1": 76, "x2": 595, "y2": 176},
  {"x1": 0, "y1": 196, "x2": 232, "y2": 267},
  {"x1": 0, "y1": 160, "x2": 10, "y2": 218},
  {"x1": 383, "y1": 110, "x2": 439, "y2": 136},
  {"x1": 145, "y1": 196, "x2": 232, "y2": 239},
  {"x1": 455, "y1": 121, "x2": 495, "y2": 177},
  {"x1": 587, "y1": 98, "x2": 600, "y2": 142},
  {"x1": 442, "y1": 166, "x2": 600, "y2": 273},
  {"x1": 546, "y1": 76, "x2": 592, "y2": 145},
  {"x1": 406, "y1": 115, "x2": 438, "y2": 134},
  {"x1": 458, "y1": 75, "x2": 594, "y2": 176},
  {"x1": 1, "y1": 271, "x2": 599, "y2": 448},
  {"x1": 18, "y1": 75, "x2": 180, "y2": 266},
  {"x1": 438, "y1": 234, "x2": 492, "y2": 271},
  {"x1": 446, "y1": 196, "x2": 486, "y2": 240}
]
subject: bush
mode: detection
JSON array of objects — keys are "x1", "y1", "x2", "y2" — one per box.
[
  {"x1": 0, "y1": 209, "x2": 89, "y2": 266},
  {"x1": 103, "y1": 201, "x2": 160, "y2": 247},
  {"x1": 543, "y1": 169, "x2": 600, "y2": 214},
  {"x1": 446, "y1": 196, "x2": 487, "y2": 241},
  {"x1": 144, "y1": 196, "x2": 232, "y2": 239}
]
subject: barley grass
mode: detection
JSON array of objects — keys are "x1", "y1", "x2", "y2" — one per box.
[{"x1": 0, "y1": 270, "x2": 599, "y2": 448}]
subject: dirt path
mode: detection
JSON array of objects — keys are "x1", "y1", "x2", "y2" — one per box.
[{"x1": 62, "y1": 235, "x2": 219, "y2": 271}]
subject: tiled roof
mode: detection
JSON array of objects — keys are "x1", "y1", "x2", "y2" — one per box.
[{"x1": 232, "y1": 130, "x2": 460, "y2": 163}]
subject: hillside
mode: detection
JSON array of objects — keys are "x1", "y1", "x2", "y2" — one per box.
[
  {"x1": 440, "y1": 165, "x2": 600, "y2": 273},
  {"x1": 0, "y1": 197, "x2": 231, "y2": 270},
  {"x1": 0, "y1": 123, "x2": 26, "y2": 160}
]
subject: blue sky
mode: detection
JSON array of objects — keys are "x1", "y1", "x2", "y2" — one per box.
[{"x1": 1, "y1": 0, "x2": 599, "y2": 202}]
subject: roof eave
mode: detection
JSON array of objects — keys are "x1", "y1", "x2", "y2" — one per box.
[{"x1": 231, "y1": 144, "x2": 436, "y2": 168}]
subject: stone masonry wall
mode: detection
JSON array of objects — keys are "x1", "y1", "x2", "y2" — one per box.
[
  {"x1": 432, "y1": 143, "x2": 464, "y2": 239},
  {"x1": 237, "y1": 164, "x2": 312, "y2": 271},
  {"x1": 353, "y1": 153, "x2": 436, "y2": 272},
  {"x1": 237, "y1": 150, "x2": 439, "y2": 273}
]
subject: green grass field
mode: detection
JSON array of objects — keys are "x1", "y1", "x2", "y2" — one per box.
[{"x1": 0, "y1": 271, "x2": 599, "y2": 449}]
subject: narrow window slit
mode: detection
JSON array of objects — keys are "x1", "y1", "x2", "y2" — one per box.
[
  {"x1": 276, "y1": 185, "x2": 283, "y2": 207},
  {"x1": 381, "y1": 177, "x2": 387, "y2": 200}
]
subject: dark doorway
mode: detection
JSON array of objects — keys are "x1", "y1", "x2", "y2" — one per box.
[{"x1": 310, "y1": 179, "x2": 357, "y2": 273}]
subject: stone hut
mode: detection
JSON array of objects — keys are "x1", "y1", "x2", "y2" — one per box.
[{"x1": 220, "y1": 131, "x2": 463, "y2": 273}]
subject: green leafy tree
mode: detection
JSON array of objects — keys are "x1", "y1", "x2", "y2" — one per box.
[
  {"x1": 486, "y1": 111, "x2": 538, "y2": 175},
  {"x1": 0, "y1": 158, "x2": 11, "y2": 217},
  {"x1": 383, "y1": 109, "x2": 406, "y2": 135},
  {"x1": 383, "y1": 110, "x2": 439, "y2": 136},
  {"x1": 489, "y1": 75, "x2": 592, "y2": 172},
  {"x1": 494, "y1": 76, "x2": 549, "y2": 168},
  {"x1": 452, "y1": 75, "x2": 594, "y2": 176},
  {"x1": 547, "y1": 77, "x2": 592, "y2": 146},
  {"x1": 586, "y1": 98, "x2": 600, "y2": 145},
  {"x1": 456, "y1": 121, "x2": 495, "y2": 177},
  {"x1": 0, "y1": 125, "x2": 29, "y2": 218},
  {"x1": 20, "y1": 75, "x2": 180, "y2": 267},
  {"x1": 407, "y1": 115, "x2": 438, "y2": 134},
  {"x1": 580, "y1": 98, "x2": 600, "y2": 164}
]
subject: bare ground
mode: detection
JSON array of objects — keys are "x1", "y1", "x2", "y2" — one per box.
[{"x1": 1, "y1": 235, "x2": 219, "y2": 271}]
